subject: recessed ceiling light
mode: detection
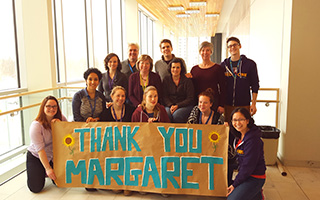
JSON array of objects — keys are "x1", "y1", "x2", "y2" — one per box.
[
  {"x1": 189, "y1": 0, "x2": 207, "y2": 7},
  {"x1": 168, "y1": 5, "x2": 184, "y2": 11},
  {"x1": 205, "y1": 13, "x2": 220, "y2": 17},
  {"x1": 185, "y1": 9, "x2": 200, "y2": 14},
  {"x1": 176, "y1": 13, "x2": 191, "y2": 18}
]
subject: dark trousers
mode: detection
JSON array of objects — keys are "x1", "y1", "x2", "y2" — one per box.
[{"x1": 26, "y1": 151, "x2": 53, "y2": 193}]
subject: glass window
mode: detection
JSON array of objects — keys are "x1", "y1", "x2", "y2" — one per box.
[
  {"x1": 91, "y1": 0, "x2": 108, "y2": 71},
  {"x1": 61, "y1": 0, "x2": 88, "y2": 82},
  {"x1": 179, "y1": 36, "x2": 210, "y2": 69},
  {"x1": 106, "y1": 0, "x2": 123, "y2": 59},
  {"x1": 0, "y1": 0, "x2": 19, "y2": 91},
  {"x1": 54, "y1": 0, "x2": 124, "y2": 84},
  {"x1": 139, "y1": 10, "x2": 154, "y2": 57},
  {"x1": 147, "y1": 18, "x2": 153, "y2": 57},
  {"x1": 0, "y1": 97, "x2": 22, "y2": 155},
  {"x1": 0, "y1": 0, "x2": 23, "y2": 155},
  {"x1": 178, "y1": 37, "x2": 188, "y2": 70}
]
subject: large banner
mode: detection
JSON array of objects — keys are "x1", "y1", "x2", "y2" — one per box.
[{"x1": 52, "y1": 122, "x2": 228, "y2": 197}]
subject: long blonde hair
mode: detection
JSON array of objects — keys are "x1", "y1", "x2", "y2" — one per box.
[{"x1": 141, "y1": 86, "x2": 160, "y2": 117}]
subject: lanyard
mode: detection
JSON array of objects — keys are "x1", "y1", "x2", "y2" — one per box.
[
  {"x1": 112, "y1": 105, "x2": 124, "y2": 122},
  {"x1": 108, "y1": 72, "x2": 115, "y2": 89},
  {"x1": 86, "y1": 94, "x2": 97, "y2": 117},
  {"x1": 229, "y1": 58, "x2": 241, "y2": 78},
  {"x1": 140, "y1": 73, "x2": 149, "y2": 92},
  {"x1": 234, "y1": 138, "x2": 244, "y2": 149},
  {"x1": 128, "y1": 62, "x2": 134, "y2": 73},
  {"x1": 199, "y1": 109, "x2": 213, "y2": 124}
]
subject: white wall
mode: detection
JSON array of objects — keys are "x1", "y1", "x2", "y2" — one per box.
[{"x1": 279, "y1": 0, "x2": 320, "y2": 166}]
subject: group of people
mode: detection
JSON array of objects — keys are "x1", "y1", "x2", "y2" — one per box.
[{"x1": 26, "y1": 37, "x2": 266, "y2": 200}]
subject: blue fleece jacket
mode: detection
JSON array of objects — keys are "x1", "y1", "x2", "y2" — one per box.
[
  {"x1": 232, "y1": 125, "x2": 266, "y2": 188},
  {"x1": 221, "y1": 55, "x2": 259, "y2": 106}
]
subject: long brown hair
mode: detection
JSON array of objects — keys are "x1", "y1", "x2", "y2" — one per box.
[
  {"x1": 35, "y1": 96, "x2": 62, "y2": 129},
  {"x1": 141, "y1": 86, "x2": 160, "y2": 117}
]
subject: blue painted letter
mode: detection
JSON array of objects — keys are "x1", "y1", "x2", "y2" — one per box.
[
  {"x1": 115, "y1": 126, "x2": 126, "y2": 151},
  {"x1": 124, "y1": 157, "x2": 143, "y2": 186},
  {"x1": 66, "y1": 160, "x2": 87, "y2": 184},
  {"x1": 189, "y1": 129, "x2": 202, "y2": 153},
  {"x1": 90, "y1": 127, "x2": 101, "y2": 152},
  {"x1": 74, "y1": 128, "x2": 90, "y2": 152},
  {"x1": 161, "y1": 157, "x2": 180, "y2": 189},
  {"x1": 127, "y1": 126, "x2": 141, "y2": 151},
  {"x1": 157, "y1": 126, "x2": 174, "y2": 152},
  {"x1": 101, "y1": 126, "x2": 113, "y2": 151},
  {"x1": 201, "y1": 156, "x2": 224, "y2": 190},
  {"x1": 181, "y1": 157, "x2": 200, "y2": 189},
  {"x1": 87, "y1": 158, "x2": 104, "y2": 185},
  {"x1": 175, "y1": 128, "x2": 188, "y2": 153},
  {"x1": 105, "y1": 157, "x2": 124, "y2": 185},
  {"x1": 142, "y1": 156, "x2": 161, "y2": 188}
]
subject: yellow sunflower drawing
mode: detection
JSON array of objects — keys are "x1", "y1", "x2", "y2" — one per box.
[
  {"x1": 64, "y1": 134, "x2": 75, "y2": 146},
  {"x1": 63, "y1": 134, "x2": 75, "y2": 155},
  {"x1": 208, "y1": 131, "x2": 220, "y2": 152},
  {"x1": 209, "y1": 131, "x2": 220, "y2": 143}
]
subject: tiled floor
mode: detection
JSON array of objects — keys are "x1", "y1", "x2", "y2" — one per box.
[{"x1": 0, "y1": 165, "x2": 319, "y2": 200}]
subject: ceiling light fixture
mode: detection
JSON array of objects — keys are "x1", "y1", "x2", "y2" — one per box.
[
  {"x1": 185, "y1": 8, "x2": 200, "y2": 14},
  {"x1": 205, "y1": 13, "x2": 220, "y2": 17},
  {"x1": 176, "y1": 13, "x2": 191, "y2": 18},
  {"x1": 168, "y1": 5, "x2": 184, "y2": 11},
  {"x1": 189, "y1": 0, "x2": 207, "y2": 7}
]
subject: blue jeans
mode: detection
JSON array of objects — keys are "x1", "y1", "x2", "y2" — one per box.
[
  {"x1": 228, "y1": 176, "x2": 265, "y2": 200},
  {"x1": 165, "y1": 106, "x2": 193, "y2": 123}
]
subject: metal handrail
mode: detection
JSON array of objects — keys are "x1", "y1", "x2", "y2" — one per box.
[
  {"x1": 0, "y1": 87, "x2": 280, "y2": 121},
  {"x1": 0, "y1": 97, "x2": 70, "y2": 117},
  {"x1": 0, "y1": 86, "x2": 85, "y2": 100},
  {"x1": 0, "y1": 87, "x2": 60, "y2": 101}
]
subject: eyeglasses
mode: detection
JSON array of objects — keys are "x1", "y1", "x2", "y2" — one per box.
[
  {"x1": 227, "y1": 43, "x2": 239, "y2": 49},
  {"x1": 231, "y1": 118, "x2": 246, "y2": 122},
  {"x1": 45, "y1": 105, "x2": 58, "y2": 109}
]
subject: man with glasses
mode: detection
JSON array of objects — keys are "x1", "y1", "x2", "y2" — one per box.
[
  {"x1": 121, "y1": 43, "x2": 139, "y2": 80},
  {"x1": 221, "y1": 37, "x2": 260, "y2": 186},
  {"x1": 221, "y1": 37, "x2": 260, "y2": 122}
]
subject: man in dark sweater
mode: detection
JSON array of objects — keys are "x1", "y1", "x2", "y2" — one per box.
[{"x1": 220, "y1": 37, "x2": 260, "y2": 122}]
